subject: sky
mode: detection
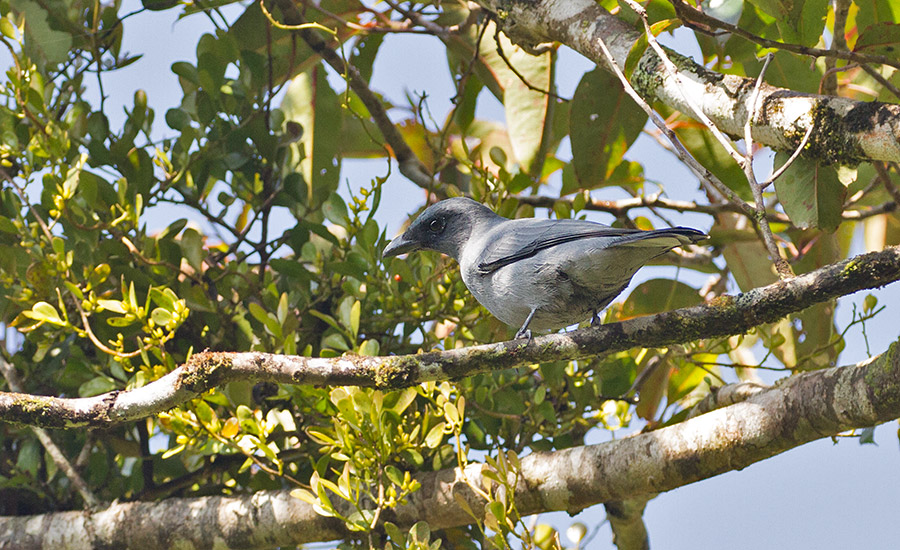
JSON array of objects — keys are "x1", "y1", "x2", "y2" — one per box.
[{"x1": 25, "y1": 1, "x2": 900, "y2": 548}]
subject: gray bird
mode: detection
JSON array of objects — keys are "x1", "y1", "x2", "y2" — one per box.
[{"x1": 382, "y1": 197, "x2": 708, "y2": 339}]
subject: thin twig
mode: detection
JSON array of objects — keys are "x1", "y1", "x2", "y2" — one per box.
[
  {"x1": 764, "y1": 123, "x2": 815, "y2": 186},
  {"x1": 382, "y1": 0, "x2": 453, "y2": 37},
  {"x1": 589, "y1": 21, "x2": 754, "y2": 214},
  {"x1": 672, "y1": 0, "x2": 900, "y2": 70},
  {"x1": 876, "y1": 163, "x2": 900, "y2": 205},
  {"x1": 842, "y1": 200, "x2": 897, "y2": 220},
  {"x1": 742, "y1": 54, "x2": 794, "y2": 279},
  {"x1": 120, "y1": 236, "x2": 205, "y2": 286},
  {"x1": 859, "y1": 64, "x2": 900, "y2": 101},
  {"x1": 818, "y1": 63, "x2": 858, "y2": 95},
  {"x1": 491, "y1": 23, "x2": 567, "y2": 101},
  {"x1": 821, "y1": 0, "x2": 851, "y2": 95},
  {"x1": 622, "y1": 0, "x2": 744, "y2": 166},
  {"x1": 73, "y1": 298, "x2": 148, "y2": 359},
  {"x1": 0, "y1": 169, "x2": 54, "y2": 242}
]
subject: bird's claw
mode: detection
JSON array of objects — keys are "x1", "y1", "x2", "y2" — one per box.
[
  {"x1": 590, "y1": 312, "x2": 602, "y2": 327},
  {"x1": 515, "y1": 328, "x2": 532, "y2": 341}
]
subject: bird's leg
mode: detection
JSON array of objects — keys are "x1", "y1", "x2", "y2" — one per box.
[
  {"x1": 590, "y1": 310, "x2": 602, "y2": 327},
  {"x1": 515, "y1": 308, "x2": 537, "y2": 340}
]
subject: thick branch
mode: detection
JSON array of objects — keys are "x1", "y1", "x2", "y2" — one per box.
[
  {"x1": 2, "y1": 342, "x2": 898, "y2": 548},
  {"x1": 605, "y1": 498, "x2": 651, "y2": 550},
  {"x1": 1, "y1": 246, "x2": 899, "y2": 428},
  {"x1": 479, "y1": 0, "x2": 900, "y2": 165}
]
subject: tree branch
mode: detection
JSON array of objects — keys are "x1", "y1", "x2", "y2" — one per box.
[
  {"x1": 0, "y1": 357, "x2": 99, "y2": 508},
  {"x1": 477, "y1": 0, "x2": 900, "y2": 165},
  {"x1": 1, "y1": 246, "x2": 900, "y2": 428},
  {"x1": 605, "y1": 498, "x2": 651, "y2": 550},
  {"x1": 2, "y1": 341, "x2": 898, "y2": 548}
]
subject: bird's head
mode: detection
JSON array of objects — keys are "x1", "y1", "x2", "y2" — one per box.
[{"x1": 382, "y1": 197, "x2": 499, "y2": 261}]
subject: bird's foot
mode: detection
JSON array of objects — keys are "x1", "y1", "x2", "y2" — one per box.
[
  {"x1": 515, "y1": 309, "x2": 536, "y2": 341},
  {"x1": 590, "y1": 312, "x2": 602, "y2": 327},
  {"x1": 514, "y1": 328, "x2": 532, "y2": 341}
]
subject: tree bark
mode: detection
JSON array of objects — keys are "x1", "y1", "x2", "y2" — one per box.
[{"x1": 605, "y1": 498, "x2": 651, "y2": 550}]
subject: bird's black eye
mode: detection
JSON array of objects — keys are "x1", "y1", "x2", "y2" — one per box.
[{"x1": 428, "y1": 218, "x2": 445, "y2": 233}]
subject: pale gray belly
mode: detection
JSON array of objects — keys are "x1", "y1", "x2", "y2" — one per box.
[{"x1": 464, "y1": 255, "x2": 632, "y2": 331}]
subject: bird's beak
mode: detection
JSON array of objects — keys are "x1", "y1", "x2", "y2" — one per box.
[{"x1": 382, "y1": 234, "x2": 418, "y2": 258}]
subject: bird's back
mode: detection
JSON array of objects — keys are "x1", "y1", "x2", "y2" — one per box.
[{"x1": 459, "y1": 217, "x2": 706, "y2": 331}]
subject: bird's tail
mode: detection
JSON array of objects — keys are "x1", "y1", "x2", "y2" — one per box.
[{"x1": 617, "y1": 227, "x2": 708, "y2": 248}]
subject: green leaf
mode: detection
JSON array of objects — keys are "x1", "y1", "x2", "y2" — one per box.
[
  {"x1": 384, "y1": 522, "x2": 404, "y2": 543},
  {"x1": 745, "y1": 0, "x2": 791, "y2": 22},
  {"x1": 409, "y1": 521, "x2": 431, "y2": 544},
  {"x1": 761, "y1": 50, "x2": 823, "y2": 95},
  {"x1": 358, "y1": 339, "x2": 380, "y2": 356},
  {"x1": 349, "y1": 300, "x2": 360, "y2": 338},
  {"x1": 854, "y1": 22, "x2": 900, "y2": 54},
  {"x1": 0, "y1": 18, "x2": 16, "y2": 40},
  {"x1": 796, "y1": 0, "x2": 829, "y2": 46},
  {"x1": 384, "y1": 464, "x2": 403, "y2": 486},
  {"x1": 388, "y1": 387, "x2": 417, "y2": 415},
  {"x1": 290, "y1": 488, "x2": 318, "y2": 505},
  {"x1": 864, "y1": 294, "x2": 878, "y2": 314},
  {"x1": 25, "y1": 301, "x2": 65, "y2": 326},
  {"x1": 668, "y1": 108, "x2": 749, "y2": 198},
  {"x1": 269, "y1": 258, "x2": 315, "y2": 282},
  {"x1": 97, "y1": 299, "x2": 127, "y2": 314},
  {"x1": 165, "y1": 108, "x2": 192, "y2": 130},
  {"x1": 570, "y1": 68, "x2": 647, "y2": 189},
  {"x1": 181, "y1": 227, "x2": 204, "y2": 272},
  {"x1": 307, "y1": 309, "x2": 343, "y2": 333},
  {"x1": 150, "y1": 287, "x2": 178, "y2": 311},
  {"x1": 142, "y1": 0, "x2": 179, "y2": 11},
  {"x1": 61, "y1": 153, "x2": 87, "y2": 199},
  {"x1": 486, "y1": 500, "x2": 506, "y2": 523},
  {"x1": 773, "y1": 155, "x2": 846, "y2": 232},
  {"x1": 281, "y1": 69, "x2": 343, "y2": 206},
  {"x1": 667, "y1": 360, "x2": 708, "y2": 402},
  {"x1": 483, "y1": 29, "x2": 554, "y2": 177},
  {"x1": 107, "y1": 315, "x2": 138, "y2": 327},
  {"x1": 248, "y1": 302, "x2": 281, "y2": 337},
  {"x1": 63, "y1": 281, "x2": 83, "y2": 300},
  {"x1": 349, "y1": 33, "x2": 384, "y2": 83},
  {"x1": 425, "y1": 423, "x2": 446, "y2": 448},
  {"x1": 322, "y1": 193, "x2": 348, "y2": 227},
  {"x1": 401, "y1": 448, "x2": 424, "y2": 467},
  {"x1": 15, "y1": 0, "x2": 73, "y2": 65},
  {"x1": 79, "y1": 376, "x2": 117, "y2": 397},
  {"x1": 620, "y1": 279, "x2": 703, "y2": 318},
  {"x1": 151, "y1": 307, "x2": 175, "y2": 326},
  {"x1": 635, "y1": 356, "x2": 670, "y2": 421},
  {"x1": 0, "y1": 216, "x2": 17, "y2": 234},
  {"x1": 194, "y1": 400, "x2": 215, "y2": 424},
  {"x1": 853, "y1": 0, "x2": 900, "y2": 35},
  {"x1": 16, "y1": 439, "x2": 41, "y2": 476}
]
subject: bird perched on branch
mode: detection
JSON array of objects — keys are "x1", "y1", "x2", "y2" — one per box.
[{"x1": 383, "y1": 197, "x2": 708, "y2": 340}]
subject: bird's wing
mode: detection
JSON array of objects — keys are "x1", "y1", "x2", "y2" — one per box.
[
  {"x1": 476, "y1": 219, "x2": 640, "y2": 274},
  {"x1": 476, "y1": 219, "x2": 706, "y2": 274}
]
